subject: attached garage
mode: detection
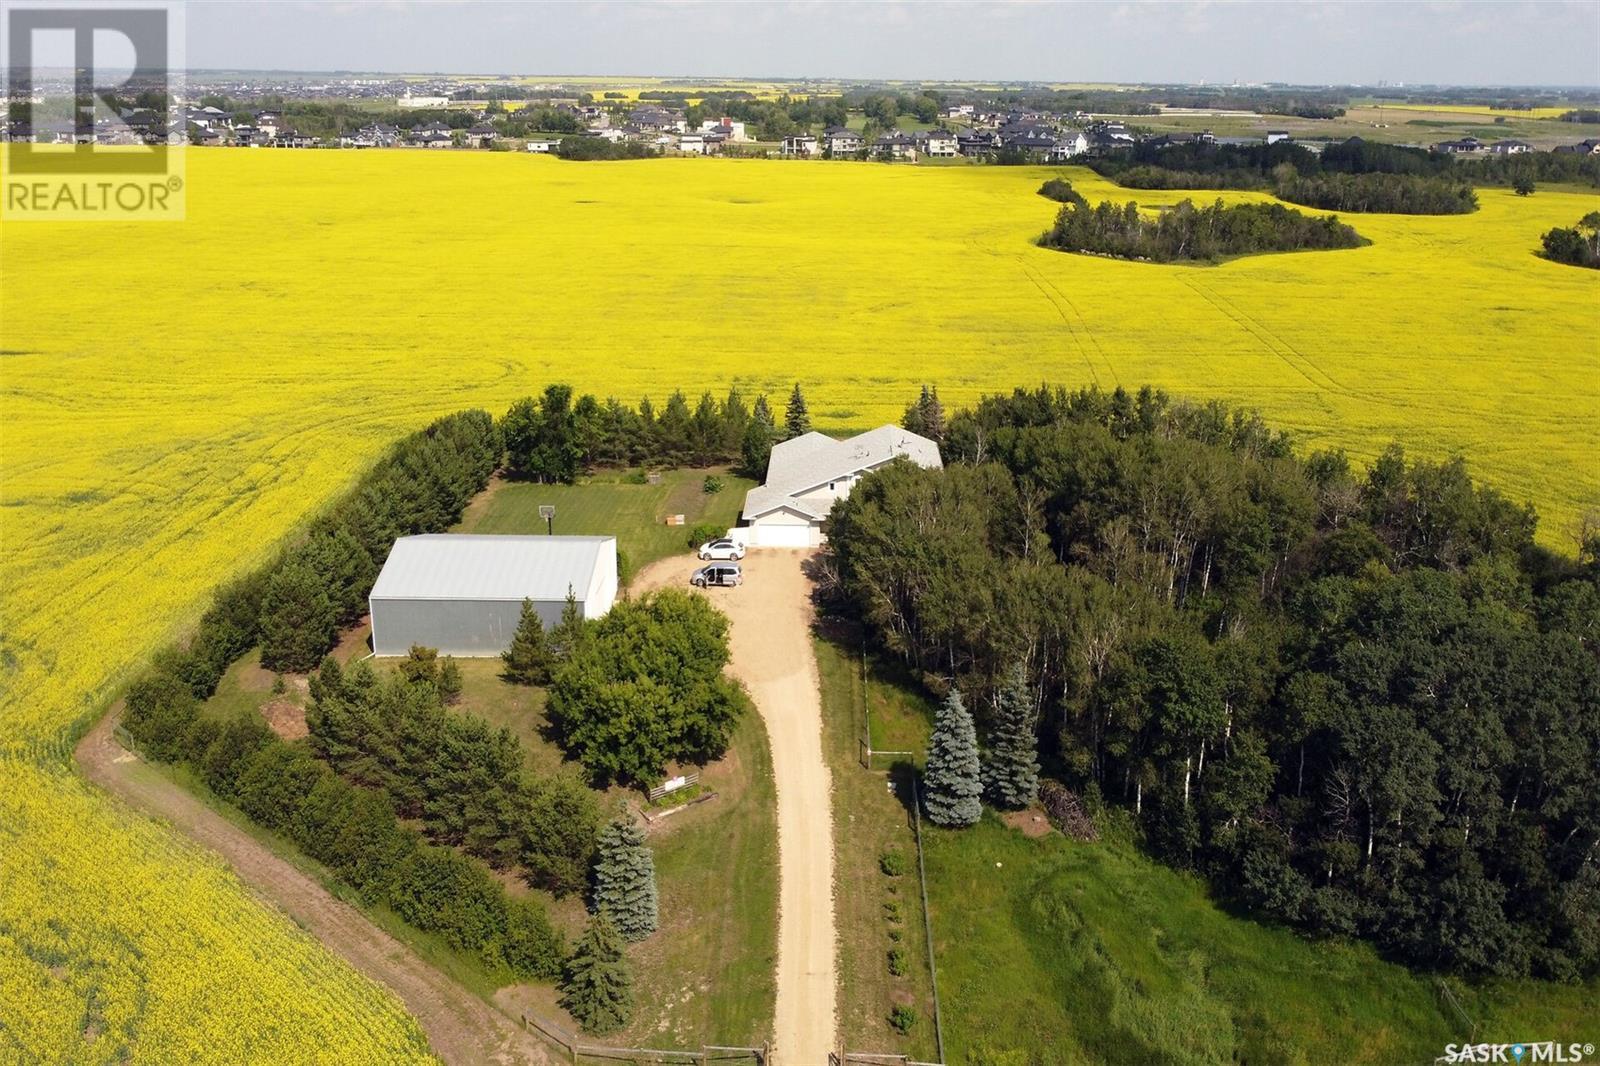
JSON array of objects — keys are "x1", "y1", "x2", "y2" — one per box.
[
  {"x1": 744, "y1": 505, "x2": 823, "y2": 548},
  {"x1": 369, "y1": 534, "x2": 617, "y2": 657}
]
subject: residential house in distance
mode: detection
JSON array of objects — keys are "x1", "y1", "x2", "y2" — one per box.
[
  {"x1": 1488, "y1": 139, "x2": 1532, "y2": 154},
  {"x1": 918, "y1": 129, "x2": 958, "y2": 157},
  {"x1": 739, "y1": 425, "x2": 943, "y2": 548},
  {"x1": 677, "y1": 132, "x2": 707, "y2": 155},
  {"x1": 874, "y1": 132, "x2": 919, "y2": 160},
  {"x1": 463, "y1": 122, "x2": 498, "y2": 148},
  {"x1": 1554, "y1": 138, "x2": 1600, "y2": 155},
  {"x1": 942, "y1": 103, "x2": 975, "y2": 120},
  {"x1": 255, "y1": 111, "x2": 284, "y2": 138},
  {"x1": 781, "y1": 134, "x2": 820, "y2": 157},
  {"x1": 957, "y1": 129, "x2": 1000, "y2": 156},
  {"x1": 1050, "y1": 130, "x2": 1090, "y2": 159},
  {"x1": 700, "y1": 117, "x2": 747, "y2": 141},
  {"x1": 1432, "y1": 136, "x2": 1483, "y2": 154},
  {"x1": 628, "y1": 106, "x2": 685, "y2": 133},
  {"x1": 341, "y1": 123, "x2": 400, "y2": 148},
  {"x1": 1266, "y1": 130, "x2": 1293, "y2": 145},
  {"x1": 525, "y1": 138, "x2": 561, "y2": 153},
  {"x1": 409, "y1": 121, "x2": 455, "y2": 147},
  {"x1": 823, "y1": 126, "x2": 863, "y2": 155}
]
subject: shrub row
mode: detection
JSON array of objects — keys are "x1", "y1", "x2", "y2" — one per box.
[{"x1": 308, "y1": 657, "x2": 599, "y2": 896}]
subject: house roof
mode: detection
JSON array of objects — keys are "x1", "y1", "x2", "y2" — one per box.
[
  {"x1": 741, "y1": 425, "x2": 943, "y2": 521},
  {"x1": 370, "y1": 534, "x2": 615, "y2": 603}
]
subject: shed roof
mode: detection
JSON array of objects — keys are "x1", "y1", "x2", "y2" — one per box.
[{"x1": 371, "y1": 534, "x2": 613, "y2": 602}]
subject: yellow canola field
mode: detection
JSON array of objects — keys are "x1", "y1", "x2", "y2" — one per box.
[{"x1": 1, "y1": 150, "x2": 1597, "y2": 1060}]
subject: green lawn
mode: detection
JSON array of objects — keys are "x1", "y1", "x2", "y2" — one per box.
[
  {"x1": 817, "y1": 636, "x2": 1600, "y2": 1066},
  {"x1": 456, "y1": 466, "x2": 755, "y2": 578},
  {"x1": 815, "y1": 635, "x2": 939, "y2": 1057}
]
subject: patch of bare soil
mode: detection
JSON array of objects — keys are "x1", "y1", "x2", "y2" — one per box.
[
  {"x1": 1002, "y1": 808, "x2": 1053, "y2": 839},
  {"x1": 260, "y1": 698, "x2": 308, "y2": 741}
]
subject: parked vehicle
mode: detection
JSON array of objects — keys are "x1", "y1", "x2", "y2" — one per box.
[
  {"x1": 691, "y1": 562, "x2": 743, "y2": 588},
  {"x1": 697, "y1": 537, "x2": 746, "y2": 561}
]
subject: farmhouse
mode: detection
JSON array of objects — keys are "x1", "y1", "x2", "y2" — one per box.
[
  {"x1": 739, "y1": 425, "x2": 942, "y2": 548},
  {"x1": 369, "y1": 534, "x2": 617, "y2": 656}
]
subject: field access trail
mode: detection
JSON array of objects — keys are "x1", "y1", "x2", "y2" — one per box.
[
  {"x1": 636, "y1": 551, "x2": 838, "y2": 1063},
  {"x1": 74, "y1": 712, "x2": 554, "y2": 1066}
]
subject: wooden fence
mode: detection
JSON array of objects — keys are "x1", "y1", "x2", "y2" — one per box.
[{"x1": 521, "y1": 1013, "x2": 767, "y2": 1066}]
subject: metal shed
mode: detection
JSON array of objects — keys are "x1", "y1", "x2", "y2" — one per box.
[{"x1": 368, "y1": 534, "x2": 617, "y2": 657}]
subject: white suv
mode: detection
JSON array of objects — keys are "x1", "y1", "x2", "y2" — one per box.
[{"x1": 697, "y1": 537, "x2": 746, "y2": 561}]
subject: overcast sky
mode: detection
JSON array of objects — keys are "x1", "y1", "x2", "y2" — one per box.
[{"x1": 181, "y1": 1, "x2": 1599, "y2": 87}]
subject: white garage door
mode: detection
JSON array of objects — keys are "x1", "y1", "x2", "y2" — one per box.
[{"x1": 748, "y1": 521, "x2": 819, "y2": 548}]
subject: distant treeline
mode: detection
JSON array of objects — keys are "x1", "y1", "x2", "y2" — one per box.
[
  {"x1": 1540, "y1": 211, "x2": 1600, "y2": 269},
  {"x1": 556, "y1": 136, "x2": 658, "y2": 160},
  {"x1": 1090, "y1": 137, "x2": 1600, "y2": 210},
  {"x1": 119, "y1": 410, "x2": 572, "y2": 979},
  {"x1": 1039, "y1": 197, "x2": 1364, "y2": 263},
  {"x1": 827, "y1": 383, "x2": 1600, "y2": 981},
  {"x1": 1558, "y1": 110, "x2": 1600, "y2": 123}
]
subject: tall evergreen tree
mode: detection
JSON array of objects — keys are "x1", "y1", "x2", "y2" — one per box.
[
  {"x1": 260, "y1": 558, "x2": 338, "y2": 673},
  {"x1": 741, "y1": 394, "x2": 776, "y2": 478},
  {"x1": 548, "y1": 588, "x2": 588, "y2": 663},
  {"x1": 721, "y1": 386, "x2": 750, "y2": 454},
  {"x1": 656, "y1": 391, "x2": 692, "y2": 465},
  {"x1": 593, "y1": 817, "x2": 659, "y2": 941},
  {"x1": 986, "y1": 662, "x2": 1041, "y2": 809},
  {"x1": 920, "y1": 385, "x2": 946, "y2": 443},
  {"x1": 561, "y1": 910, "x2": 632, "y2": 1035},
  {"x1": 502, "y1": 598, "x2": 551, "y2": 685},
  {"x1": 923, "y1": 687, "x2": 983, "y2": 827},
  {"x1": 784, "y1": 382, "x2": 812, "y2": 439}
]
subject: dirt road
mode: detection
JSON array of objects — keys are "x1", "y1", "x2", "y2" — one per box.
[
  {"x1": 75, "y1": 713, "x2": 554, "y2": 1066},
  {"x1": 636, "y1": 550, "x2": 837, "y2": 1064}
]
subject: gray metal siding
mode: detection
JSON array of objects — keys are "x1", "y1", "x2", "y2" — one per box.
[{"x1": 370, "y1": 597, "x2": 565, "y2": 657}]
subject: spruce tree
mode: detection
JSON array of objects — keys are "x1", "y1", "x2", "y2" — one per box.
[
  {"x1": 921, "y1": 385, "x2": 947, "y2": 444},
  {"x1": 923, "y1": 687, "x2": 983, "y2": 827},
  {"x1": 502, "y1": 598, "x2": 550, "y2": 685},
  {"x1": 741, "y1": 395, "x2": 776, "y2": 478},
  {"x1": 784, "y1": 382, "x2": 812, "y2": 439},
  {"x1": 437, "y1": 656, "x2": 463, "y2": 705},
  {"x1": 593, "y1": 817, "x2": 659, "y2": 941},
  {"x1": 548, "y1": 587, "x2": 588, "y2": 664},
  {"x1": 987, "y1": 662, "x2": 1041, "y2": 809},
  {"x1": 561, "y1": 910, "x2": 632, "y2": 1035}
]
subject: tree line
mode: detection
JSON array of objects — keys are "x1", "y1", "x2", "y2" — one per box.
[
  {"x1": 1039, "y1": 197, "x2": 1364, "y2": 263},
  {"x1": 826, "y1": 384, "x2": 1600, "y2": 981},
  {"x1": 1091, "y1": 136, "x2": 1600, "y2": 208},
  {"x1": 499, "y1": 382, "x2": 811, "y2": 483}
]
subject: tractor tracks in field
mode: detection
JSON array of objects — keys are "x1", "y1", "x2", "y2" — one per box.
[{"x1": 1013, "y1": 254, "x2": 1120, "y2": 389}]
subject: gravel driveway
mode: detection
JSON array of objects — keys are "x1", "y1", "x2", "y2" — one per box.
[{"x1": 636, "y1": 549, "x2": 838, "y2": 1064}]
